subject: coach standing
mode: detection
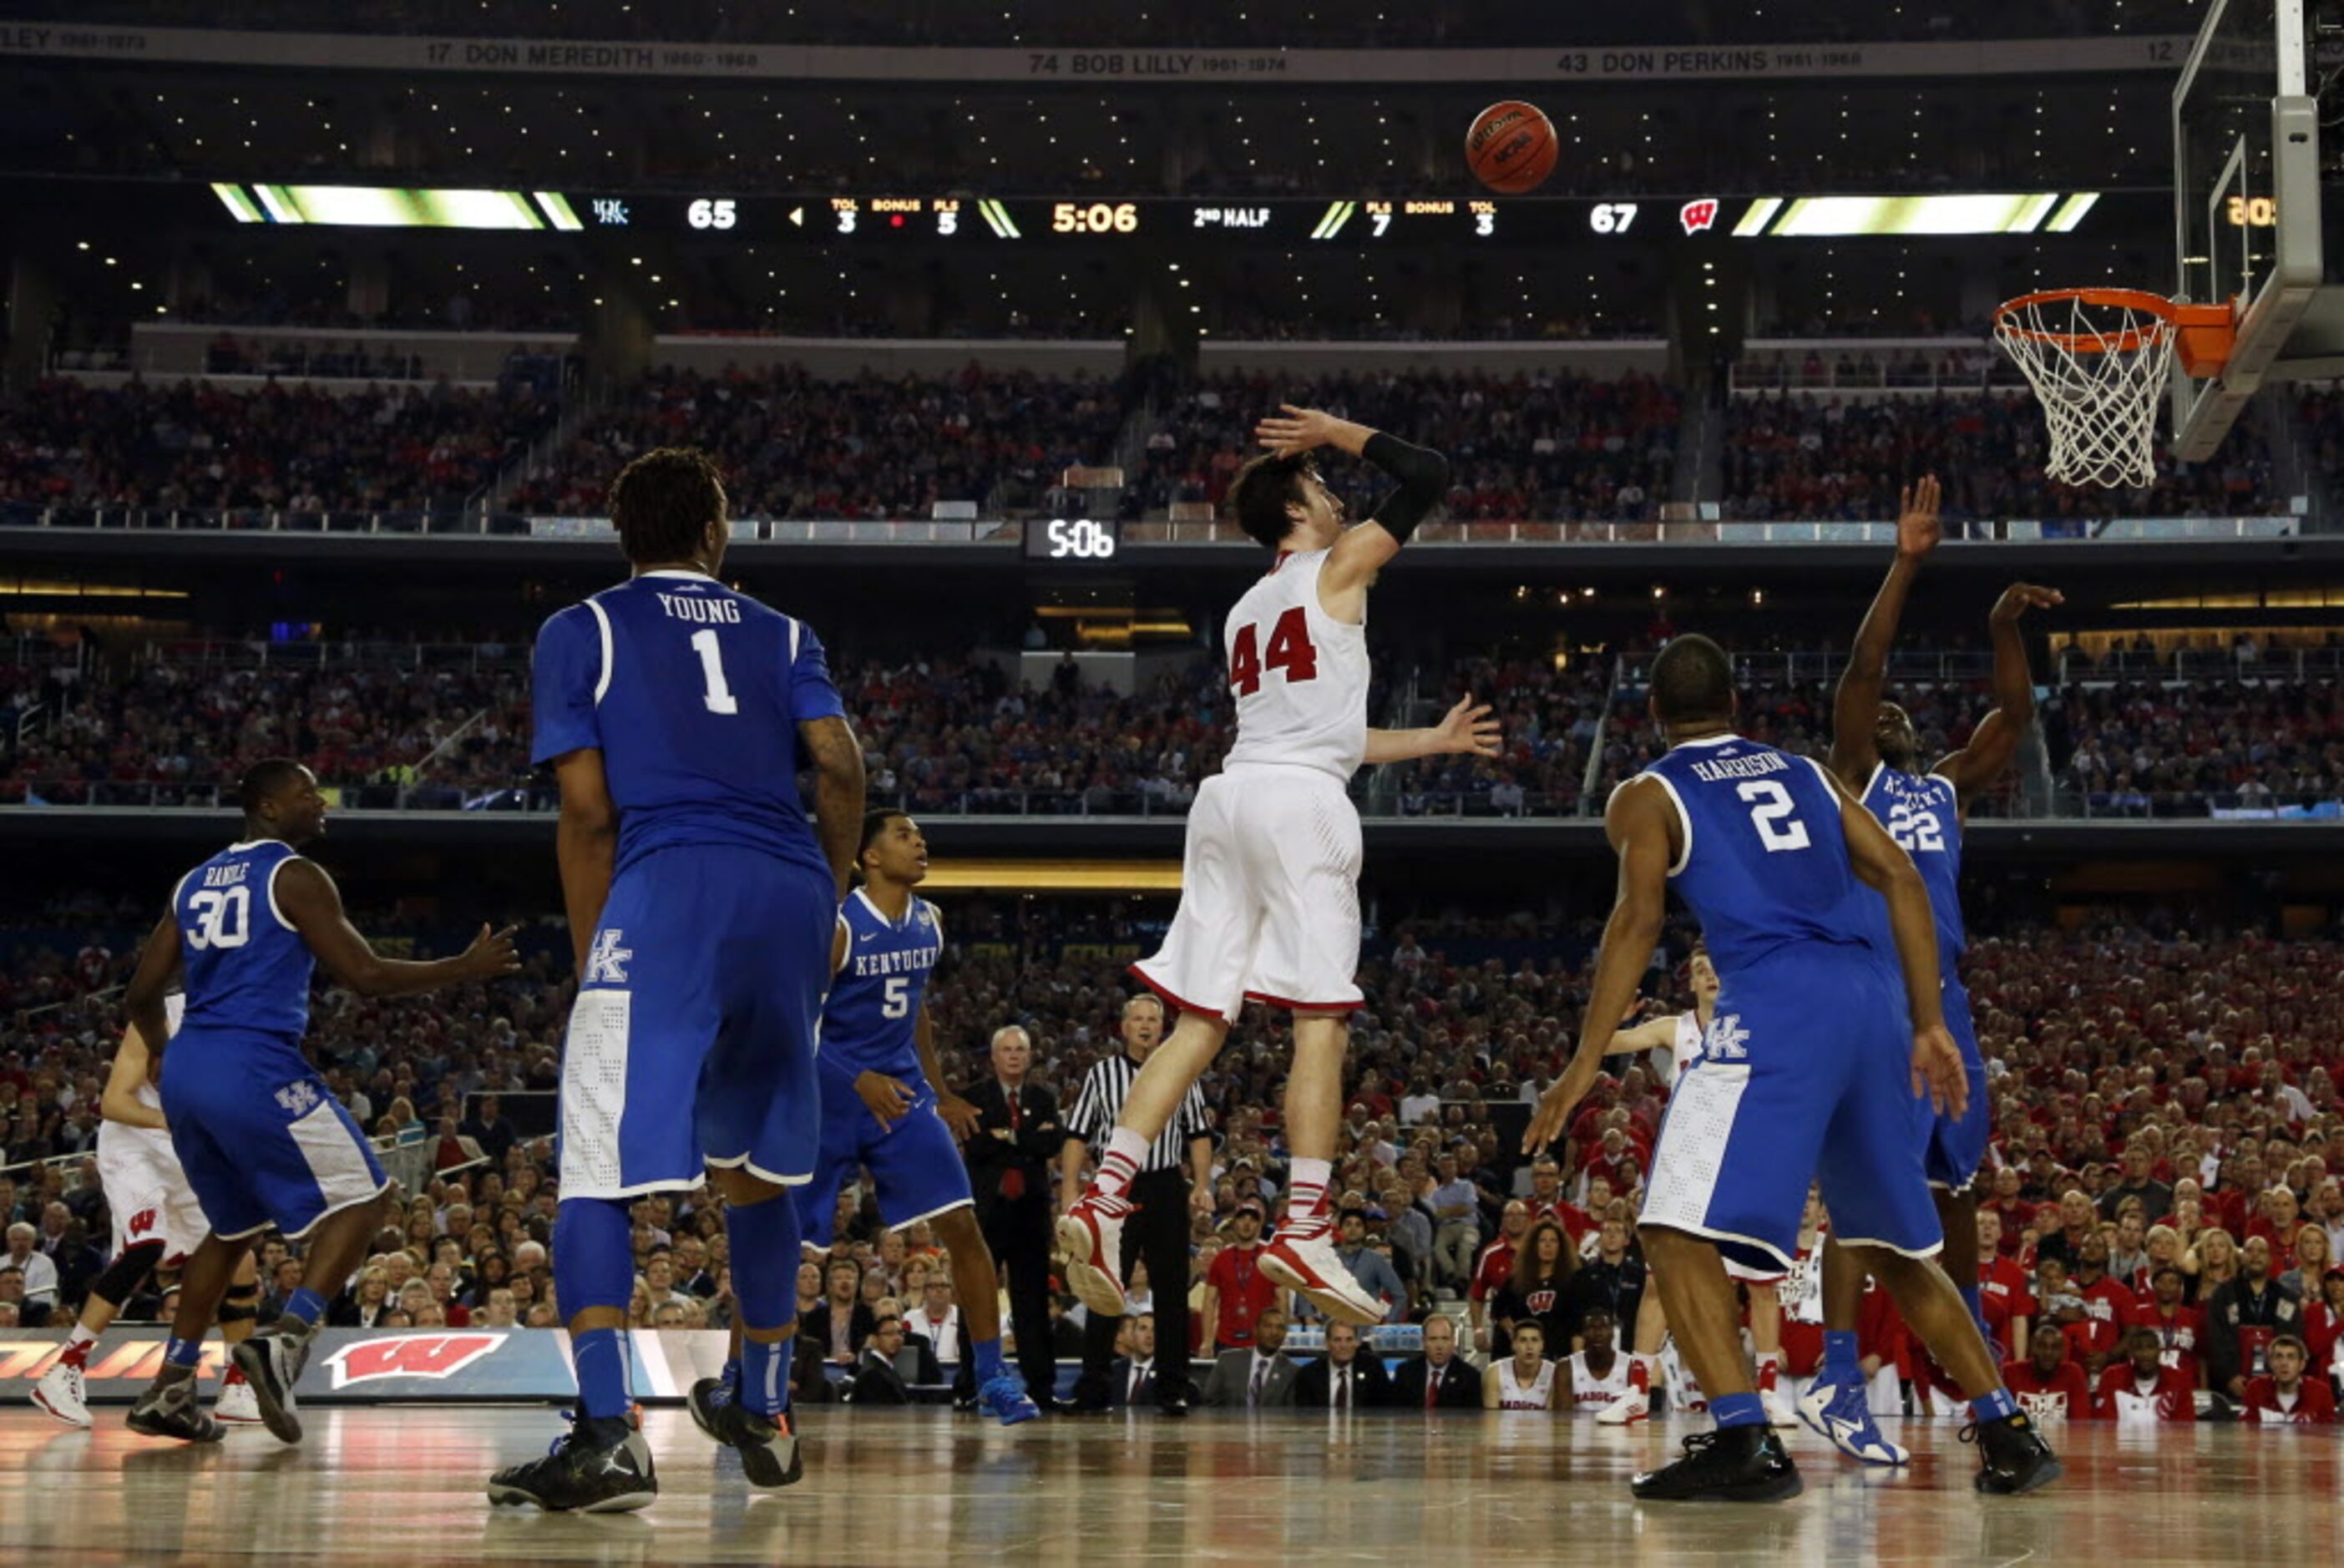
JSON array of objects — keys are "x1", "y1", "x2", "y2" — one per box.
[
  {"x1": 962, "y1": 1024, "x2": 1066, "y2": 1405},
  {"x1": 1063, "y1": 994, "x2": 1215, "y2": 1414}
]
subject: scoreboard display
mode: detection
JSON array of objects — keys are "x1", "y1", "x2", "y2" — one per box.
[{"x1": 575, "y1": 192, "x2": 1739, "y2": 245}]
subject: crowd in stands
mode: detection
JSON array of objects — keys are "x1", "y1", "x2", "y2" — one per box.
[
  {"x1": 2051, "y1": 677, "x2": 2344, "y2": 817},
  {"x1": 3, "y1": 902, "x2": 2341, "y2": 1414},
  {"x1": 1721, "y1": 391, "x2": 2282, "y2": 524},
  {"x1": 1131, "y1": 370, "x2": 1680, "y2": 524},
  {"x1": 0, "y1": 377, "x2": 556, "y2": 516},
  {"x1": 506, "y1": 367, "x2": 1129, "y2": 522}
]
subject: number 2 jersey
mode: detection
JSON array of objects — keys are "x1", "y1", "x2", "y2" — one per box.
[
  {"x1": 1220, "y1": 547, "x2": 1370, "y2": 781},
  {"x1": 530, "y1": 569, "x2": 846, "y2": 878},
  {"x1": 820, "y1": 889, "x2": 944, "y2": 1085},
  {"x1": 170, "y1": 838, "x2": 315, "y2": 1043}
]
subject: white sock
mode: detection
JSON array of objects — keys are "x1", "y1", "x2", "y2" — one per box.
[{"x1": 65, "y1": 1323, "x2": 99, "y2": 1352}]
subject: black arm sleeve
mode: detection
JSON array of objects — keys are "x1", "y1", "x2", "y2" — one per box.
[{"x1": 1361, "y1": 430, "x2": 1450, "y2": 544}]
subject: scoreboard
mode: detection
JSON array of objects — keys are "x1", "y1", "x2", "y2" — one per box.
[{"x1": 578, "y1": 193, "x2": 1742, "y2": 245}]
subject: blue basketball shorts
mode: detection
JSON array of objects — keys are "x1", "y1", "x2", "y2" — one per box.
[
  {"x1": 557, "y1": 846, "x2": 835, "y2": 1199},
  {"x1": 797, "y1": 1072, "x2": 975, "y2": 1249},
  {"x1": 159, "y1": 1029, "x2": 389, "y2": 1242},
  {"x1": 1923, "y1": 978, "x2": 1991, "y2": 1194},
  {"x1": 1642, "y1": 952, "x2": 1942, "y2": 1272}
]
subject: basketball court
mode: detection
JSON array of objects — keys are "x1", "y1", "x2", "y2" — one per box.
[{"x1": 0, "y1": 1407, "x2": 2333, "y2": 1564}]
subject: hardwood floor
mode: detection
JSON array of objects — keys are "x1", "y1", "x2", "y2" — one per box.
[{"x1": 0, "y1": 1406, "x2": 2332, "y2": 1565}]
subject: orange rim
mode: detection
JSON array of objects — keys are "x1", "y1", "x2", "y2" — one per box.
[{"x1": 1994, "y1": 286, "x2": 2234, "y2": 355}]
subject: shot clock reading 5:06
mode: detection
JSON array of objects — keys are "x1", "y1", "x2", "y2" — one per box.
[{"x1": 1051, "y1": 201, "x2": 1140, "y2": 235}]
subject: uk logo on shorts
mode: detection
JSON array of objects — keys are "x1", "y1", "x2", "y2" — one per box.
[
  {"x1": 275, "y1": 1080, "x2": 321, "y2": 1116},
  {"x1": 586, "y1": 928, "x2": 633, "y2": 985},
  {"x1": 1703, "y1": 1014, "x2": 1751, "y2": 1063}
]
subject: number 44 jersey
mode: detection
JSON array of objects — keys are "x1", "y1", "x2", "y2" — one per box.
[{"x1": 1220, "y1": 547, "x2": 1372, "y2": 782}]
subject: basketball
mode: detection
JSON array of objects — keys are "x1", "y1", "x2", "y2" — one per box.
[{"x1": 1465, "y1": 100, "x2": 1558, "y2": 194}]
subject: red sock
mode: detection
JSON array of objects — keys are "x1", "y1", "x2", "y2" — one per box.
[
  {"x1": 58, "y1": 1338, "x2": 94, "y2": 1371},
  {"x1": 1757, "y1": 1354, "x2": 1780, "y2": 1393},
  {"x1": 1095, "y1": 1147, "x2": 1140, "y2": 1201},
  {"x1": 223, "y1": 1362, "x2": 248, "y2": 1386},
  {"x1": 1628, "y1": 1355, "x2": 1651, "y2": 1392}
]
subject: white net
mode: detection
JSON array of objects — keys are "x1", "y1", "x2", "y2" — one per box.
[{"x1": 1993, "y1": 292, "x2": 2179, "y2": 489}]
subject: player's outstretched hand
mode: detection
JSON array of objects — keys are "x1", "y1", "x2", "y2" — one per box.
[
  {"x1": 1895, "y1": 474, "x2": 1942, "y2": 561},
  {"x1": 1434, "y1": 694, "x2": 1502, "y2": 759},
  {"x1": 938, "y1": 1091, "x2": 980, "y2": 1143},
  {"x1": 1990, "y1": 581, "x2": 2063, "y2": 625},
  {"x1": 1521, "y1": 1058, "x2": 1599, "y2": 1155},
  {"x1": 1911, "y1": 1024, "x2": 1969, "y2": 1119},
  {"x1": 856, "y1": 1070, "x2": 914, "y2": 1131},
  {"x1": 461, "y1": 923, "x2": 522, "y2": 979},
  {"x1": 1254, "y1": 404, "x2": 1342, "y2": 458}
]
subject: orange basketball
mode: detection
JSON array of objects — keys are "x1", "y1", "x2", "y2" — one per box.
[{"x1": 1466, "y1": 100, "x2": 1557, "y2": 195}]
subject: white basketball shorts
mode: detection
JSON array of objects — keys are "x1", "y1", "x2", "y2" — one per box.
[
  {"x1": 1132, "y1": 764, "x2": 1364, "y2": 1022},
  {"x1": 97, "y1": 1120, "x2": 213, "y2": 1265}
]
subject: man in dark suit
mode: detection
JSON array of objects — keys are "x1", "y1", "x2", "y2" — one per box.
[
  {"x1": 848, "y1": 1313, "x2": 924, "y2": 1405},
  {"x1": 801, "y1": 1256, "x2": 877, "y2": 1366},
  {"x1": 1392, "y1": 1314, "x2": 1481, "y2": 1409},
  {"x1": 963, "y1": 1024, "x2": 1066, "y2": 1404},
  {"x1": 1202, "y1": 1306, "x2": 1299, "y2": 1409},
  {"x1": 1294, "y1": 1319, "x2": 1394, "y2": 1409},
  {"x1": 1106, "y1": 1312, "x2": 1163, "y2": 1409}
]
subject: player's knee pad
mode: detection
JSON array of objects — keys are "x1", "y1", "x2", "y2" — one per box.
[
  {"x1": 725, "y1": 1190, "x2": 804, "y2": 1333},
  {"x1": 92, "y1": 1240, "x2": 166, "y2": 1308},
  {"x1": 551, "y1": 1196, "x2": 636, "y2": 1316},
  {"x1": 218, "y1": 1282, "x2": 261, "y2": 1325}
]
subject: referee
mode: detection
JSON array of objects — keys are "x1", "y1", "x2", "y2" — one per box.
[{"x1": 1062, "y1": 993, "x2": 1214, "y2": 1415}]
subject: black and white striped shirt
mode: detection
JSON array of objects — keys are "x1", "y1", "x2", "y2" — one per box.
[{"x1": 1067, "y1": 1052, "x2": 1215, "y2": 1173}]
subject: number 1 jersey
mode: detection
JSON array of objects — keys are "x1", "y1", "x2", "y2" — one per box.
[
  {"x1": 531, "y1": 569, "x2": 847, "y2": 878},
  {"x1": 1220, "y1": 547, "x2": 1370, "y2": 781}
]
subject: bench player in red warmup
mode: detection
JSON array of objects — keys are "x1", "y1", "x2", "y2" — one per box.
[{"x1": 1060, "y1": 405, "x2": 1496, "y2": 1328}]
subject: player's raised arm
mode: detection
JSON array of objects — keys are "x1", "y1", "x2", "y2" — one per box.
[
  {"x1": 1829, "y1": 476, "x2": 1940, "y2": 790},
  {"x1": 1253, "y1": 405, "x2": 1448, "y2": 603},
  {"x1": 120, "y1": 908, "x2": 181, "y2": 1091},
  {"x1": 1523, "y1": 779, "x2": 1673, "y2": 1152},
  {"x1": 800, "y1": 715, "x2": 866, "y2": 900},
  {"x1": 1362, "y1": 693, "x2": 1501, "y2": 766},
  {"x1": 1935, "y1": 581, "x2": 2063, "y2": 812},
  {"x1": 273, "y1": 859, "x2": 520, "y2": 997},
  {"x1": 1816, "y1": 766, "x2": 1965, "y2": 1118}
]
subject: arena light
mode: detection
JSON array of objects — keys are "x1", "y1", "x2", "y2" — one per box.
[
  {"x1": 218, "y1": 185, "x2": 556, "y2": 229},
  {"x1": 1757, "y1": 193, "x2": 2091, "y2": 237}
]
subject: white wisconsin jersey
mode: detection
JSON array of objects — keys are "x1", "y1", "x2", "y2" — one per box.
[
  {"x1": 1566, "y1": 1351, "x2": 1632, "y2": 1411},
  {"x1": 1496, "y1": 1358, "x2": 1557, "y2": 1410},
  {"x1": 1649, "y1": 1011, "x2": 1704, "y2": 1090},
  {"x1": 1220, "y1": 548, "x2": 1371, "y2": 781},
  {"x1": 109, "y1": 991, "x2": 184, "y2": 1147},
  {"x1": 1780, "y1": 1237, "x2": 1825, "y2": 1326}
]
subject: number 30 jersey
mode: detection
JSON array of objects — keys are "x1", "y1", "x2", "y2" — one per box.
[
  {"x1": 1632, "y1": 735, "x2": 1885, "y2": 979},
  {"x1": 1859, "y1": 764, "x2": 1966, "y2": 973},
  {"x1": 170, "y1": 838, "x2": 315, "y2": 1042},
  {"x1": 1220, "y1": 547, "x2": 1371, "y2": 782},
  {"x1": 819, "y1": 889, "x2": 944, "y2": 1083}
]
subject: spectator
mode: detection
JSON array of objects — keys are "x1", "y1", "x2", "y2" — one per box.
[
  {"x1": 1325, "y1": 1206, "x2": 1407, "y2": 1325},
  {"x1": 1294, "y1": 1319, "x2": 1392, "y2": 1409},
  {"x1": 1106, "y1": 1313, "x2": 1161, "y2": 1409},
  {"x1": 802, "y1": 1257, "x2": 876, "y2": 1365},
  {"x1": 1201, "y1": 1305, "x2": 1297, "y2": 1409},
  {"x1": 1200, "y1": 1202, "x2": 1278, "y2": 1354},
  {"x1": 846, "y1": 1310, "x2": 918, "y2": 1406},
  {"x1": 1393, "y1": 1313, "x2": 1481, "y2": 1409},
  {"x1": 3, "y1": 1223, "x2": 56, "y2": 1324},
  {"x1": 2205, "y1": 1235, "x2": 2307, "y2": 1404},
  {"x1": 2240, "y1": 1333, "x2": 2338, "y2": 1424},
  {"x1": 1491, "y1": 1219, "x2": 1578, "y2": 1362},
  {"x1": 2002, "y1": 1322, "x2": 2093, "y2": 1422}
]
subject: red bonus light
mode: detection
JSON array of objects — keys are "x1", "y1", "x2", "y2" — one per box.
[{"x1": 890, "y1": 214, "x2": 904, "y2": 229}]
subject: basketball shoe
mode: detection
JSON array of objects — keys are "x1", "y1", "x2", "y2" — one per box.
[
  {"x1": 230, "y1": 1327, "x2": 311, "y2": 1444},
  {"x1": 979, "y1": 1368, "x2": 1041, "y2": 1426},
  {"x1": 1593, "y1": 1385, "x2": 1649, "y2": 1425},
  {"x1": 488, "y1": 1410, "x2": 659, "y2": 1511},
  {"x1": 215, "y1": 1364, "x2": 262, "y2": 1424},
  {"x1": 1259, "y1": 1230, "x2": 1382, "y2": 1327},
  {"x1": 1631, "y1": 1427, "x2": 1803, "y2": 1504},
  {"x1": 1964, "y1": 1412, "x2": 2063, "y2": 1495},
  {"x1": 1057, "y1": 1192, "x2": 1133, "y2": 1318},
  {"x1": 32, "y1": 1359, "x2": 89, "y2": 1427},
  {"x1": 1795, "y1": 1377, "x2": 1910, "y2": 1466},
  {"x1": 126, "y1": 1370, "x2": 224, "y2": 1444}
]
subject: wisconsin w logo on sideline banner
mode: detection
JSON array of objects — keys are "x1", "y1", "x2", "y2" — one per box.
[{"x1": 324, "y1": 1333, "x2": 506, "y2": 1389}]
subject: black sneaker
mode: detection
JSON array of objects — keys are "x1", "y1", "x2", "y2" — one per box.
[
  {"x1": 1631, "y1": 1426, "x2": 1803, "y2": 1503},
  {"x1": 706, "y1": 1401, "x2": 803, "y2": 1490},
  {"x1": 1157, "y1": 1383, "x2": 1191, "y2": 1419},
  {"x1": 487, "y1": 1414, "x2": 658, "y2": 1512},
  {"x1": 230, "y1": 1328, "x2": 311, "y2": 1444},
  {"x1": 126, "y1": 1372, "x2": 225, "y2": 1444},
  {"x1": 1963, "y1": 1413, "x2": 2063, "y2": 1496},
  {"x1": 687, "y1": 1374, "x2": 734, "y2": 1441}
]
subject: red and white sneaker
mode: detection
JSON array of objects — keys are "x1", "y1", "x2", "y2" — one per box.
[
  {"x1": 1056, "y1": 1193, "x2": 1133, "y2": 1318},
  {"x1": 1593, "y1": 1386, "x2": 1649, "y2": 1426},
  {"x1": 1259, "y1": 1230, "x2": 1383, "y2": 1327},
  {"x1": 215, "y1": 1368, "x2": 263, "y2": 1425}
]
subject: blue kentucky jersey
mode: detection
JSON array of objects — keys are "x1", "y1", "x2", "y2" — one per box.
[
  {"x1": 1859, "y1": 762, "x2": 1967, "y2": 974},
  {"x1": 1636, "y1": 735, "x2": 1884, "y2": 981},
  {"x1": 819, "y1": 890, "x2": 944, "y2": 1082},
  {"x1": 530, "y1": 569, "x2": 848, "y2": 878},
  {"x1": 169, "y1": 839, "x2": 315, "y2": 1041}
]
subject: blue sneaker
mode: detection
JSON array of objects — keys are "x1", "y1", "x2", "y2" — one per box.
[
  {"x1": 1795, "y1": 1377, "x2": 1910, "y2": 1466},
  {"x1": 977, "y1": 1370, "x2": 1040, "y2": 1427}
]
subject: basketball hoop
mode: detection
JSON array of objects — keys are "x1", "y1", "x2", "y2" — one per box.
[{"x1": 1992, "y1": 287, "x2": 2235, "y2": 489}]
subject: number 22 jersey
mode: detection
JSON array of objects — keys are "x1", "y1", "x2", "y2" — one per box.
[{"x1": 1857, "y1": 763, "x2": 1966, "y2": 975}]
